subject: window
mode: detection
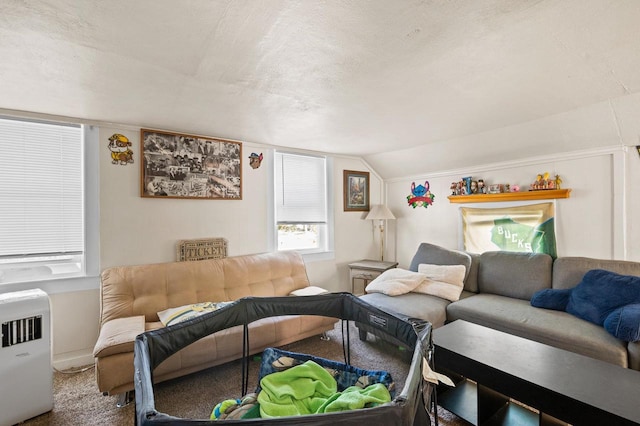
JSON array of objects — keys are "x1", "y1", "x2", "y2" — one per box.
[
  {"x1": 0, "y1": 116, "x2": 85, "y2": 284},
  {"x1": 274, "y1": 151, "x2": 332, "y2": 255}
]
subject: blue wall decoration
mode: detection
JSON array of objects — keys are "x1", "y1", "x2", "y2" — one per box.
[{"x1": 407, "y1": 181, "x2": 435, "y2": 209}]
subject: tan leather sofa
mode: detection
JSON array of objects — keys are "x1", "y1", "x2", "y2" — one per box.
[{"x1": 93, "y1": 251, "x2": 337, "y2": 397}]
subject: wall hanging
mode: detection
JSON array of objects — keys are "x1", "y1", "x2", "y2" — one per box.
[
  {"x1": 141, "y1": 129, "x2": 242, "y2": 199},
  {"x1": 343, "y1": 170, "x2": 370, "y2": 211},
  {"x1": 461, "y1": 202, "x2": 556, "y2": 257},
  {"x1": 407, "y1": 181, "x2": 435, "y2": 208},
  {"x1": 248, "y1": 152, "x2": 263, "y2": 169},
  {"x1": 176, "y1": 238, "x2": 228, "y2": 261},
  {"x1": 108, "y1": 133, "x2": 134, "y2": 165}
]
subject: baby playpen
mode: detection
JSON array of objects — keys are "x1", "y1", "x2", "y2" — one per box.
[{"x1": 134, "y1": 292, "x2": 434, "y2": 425}]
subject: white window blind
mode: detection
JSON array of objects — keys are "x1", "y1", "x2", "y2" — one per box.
[
  {"x1": 0, "y1": 117, "x2": 83, "y2": 258},
  {"x1": 275, "y1": 152, "x2": 327, "y2": 224}
]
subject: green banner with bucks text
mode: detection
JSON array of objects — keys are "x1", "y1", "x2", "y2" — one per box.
[{"x1": 461, "y1": 202, "x2": 556, "y2": 258}]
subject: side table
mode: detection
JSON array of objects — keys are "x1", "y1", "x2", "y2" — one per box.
[{"x1": 348, "y1": 259, "x2": 398, "y2": 296}]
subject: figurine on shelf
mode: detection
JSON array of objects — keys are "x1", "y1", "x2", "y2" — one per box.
[
  {"x1": 504, "y1": 183, "x2": 510, "y2": 193},
  {"x1": 555, "y1": 175, "x2": 562, "y2": 189},
  {"x1": 450, "y1": 182, "x2": 458, "y2": 195},
  {"x1": 478, "y1": 179, "x2": 486, "y2": 194},
  {"x1": 470, "y1": 180, "x2": 478, "y2": 194},
  {"x1": 488, "y1": 184, "x2": 502, "y2": 194},
  {"x1": 531, "y1": 174, "x2": 543, "y2": 190},
  {"x1": 511, "y1": 184, "x2": 520, "y2": 192},
  {"x1": 462, "y1": 176, "x2": 472, "y2": 195}
]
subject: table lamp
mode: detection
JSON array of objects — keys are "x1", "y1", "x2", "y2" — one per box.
[{"x1": 365, "y1": 204, "x2": 396, "y2": 261}]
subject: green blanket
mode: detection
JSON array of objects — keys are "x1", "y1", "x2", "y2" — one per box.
[
  {"x1": 258, "y1": 360, "x2": 392, "y2": 418},
  {"x1": 318, "y1": 384, "x2": 391, "y2": 413},
  {"x1": 258, "y1": 360, "x2": 337, "y2": 418}
]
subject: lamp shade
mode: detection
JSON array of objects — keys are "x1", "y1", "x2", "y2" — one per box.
[{"x1": 365, "y1": 204, "x2": 395, "y2": 220}]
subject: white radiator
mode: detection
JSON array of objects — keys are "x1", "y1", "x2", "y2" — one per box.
[{"x1": 0, "y1": 289, "x2": 53, "y2": 426}]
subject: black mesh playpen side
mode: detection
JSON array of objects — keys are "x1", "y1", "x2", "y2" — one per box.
[{"x1": 134, "y1": 292, "x2": 434, "y2": 425}]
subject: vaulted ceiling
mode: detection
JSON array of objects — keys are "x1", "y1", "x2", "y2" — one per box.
[{"x1": 1, "y1": 0, "x2": 639, "y2": 159}]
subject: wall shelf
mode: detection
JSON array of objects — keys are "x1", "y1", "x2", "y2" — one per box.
[{"x1": 447, "y1": 188, "x2": 571, "y2": 204}]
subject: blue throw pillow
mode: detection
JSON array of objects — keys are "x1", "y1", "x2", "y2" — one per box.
[
  {"x1": 530, "y1": 288, "x2": 572, "y2": 311},
  {"x1": 566, "y1": 269, "x2": 640, "y2": 326},
  {"x1": 604, "y1": 304, "x2": 640, "y2": 342}
]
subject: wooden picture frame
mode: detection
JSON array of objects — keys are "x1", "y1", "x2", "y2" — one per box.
[
  {"x1": 141, "y1": 129, "x2": 242, "y2": 199},
  {"x1": 343, "y1": 170, "x2": 370, "y2": 211}
]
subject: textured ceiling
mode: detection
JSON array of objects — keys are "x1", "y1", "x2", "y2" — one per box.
[{"x1": 1, "y1": 0, "x2": 639, "y2": 157}]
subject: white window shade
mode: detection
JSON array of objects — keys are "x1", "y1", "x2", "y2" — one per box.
[
  {"x1": 0, "y1": 117, "x2": 83, "y2": 258},
  {"x1": 275, "y1": 152, "x2": 327, "y2": 224}
]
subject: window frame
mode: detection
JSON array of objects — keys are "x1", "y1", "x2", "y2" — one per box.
[
  {"x1": 0, "y1": 117, "x2": 99, "y2": 294},
  {"x1": 268, "y1": 149, "x2": 334, "y2": 262}
]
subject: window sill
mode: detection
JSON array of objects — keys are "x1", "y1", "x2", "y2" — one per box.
[
  {"x1": 301, "y1": 251, "x2": 335, "y2": 263},
  {"x1": 0, "y1": 274, "x2": 100, "y2": 295}
]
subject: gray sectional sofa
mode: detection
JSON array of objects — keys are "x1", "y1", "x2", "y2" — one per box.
[{"x1": 357, "y1": 243, "x2": 640, "y2": 371}]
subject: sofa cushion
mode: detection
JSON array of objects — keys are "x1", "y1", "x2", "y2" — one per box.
[
  {"x1": 93, "y1": 315, "x2": 145, "y2": 357},
  {"x1": 409, "y1": 243, "x2": 472, "y2": 278},
  {"x1": 359, "y1": 292, "x2": 449, "y2": 328},
  {"x1": 478, "y1": 251, "x2": 552, "y2": 300},
  {"x1": 628, "y1": 341, "x2": 640, "y2": 370},
  {"x1": 465, "y1": 253, "x2": 480, "y2": 293},
  {"x1": 414, "y1": 264, "x2": 466, "y2": 301},
  {"x1": 365, "y1": 269, "x2": 426, "y2": 296},
  {"x1": 552, "y1": 257, "x2": 640, "y2": 290},
  {"x1": 99, "y1": 251, "x2": 311, "y2": 324},
  {"x1": 446, "y1": 294, "x2": 628, "y2": 367}
]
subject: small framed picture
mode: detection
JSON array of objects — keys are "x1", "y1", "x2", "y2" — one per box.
[
  {"x1": 343, "y1": 170, "x2": 370, "y2": 212},
  {"x1": 488, "y1": 184, "x2": 502, "y2": 194}
]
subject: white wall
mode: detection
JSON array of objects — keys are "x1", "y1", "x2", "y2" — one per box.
[
  {"x1": 365, "y1": 92, "x2": 640, "y2": 180},
  {"x1": 98, "y1": 126, "x2": 383, "y2": 275},
  {"x1": 99, "y1": 127, "x2": 269, "y2": 266},
  {"x1": 50, "y1": 290, "x2": 100, "y2": 370},
  {"x1": 48, "y1": 126, "x2": 384, "y2": 368},
  {"x1": 369, "y1": 92, "x2": 640, "y2": 269},
  {"x1": 384, "y1": 146, "x2": 640, "y2": 269}
]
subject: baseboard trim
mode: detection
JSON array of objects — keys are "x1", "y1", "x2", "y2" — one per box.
[{"x1": 53, "y1": 350, "x2": 95, "y2": 371}]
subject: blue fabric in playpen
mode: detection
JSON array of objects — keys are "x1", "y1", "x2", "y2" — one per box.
[{"x1": 258, "y1": 347, "x2": 396, "y2": 396}]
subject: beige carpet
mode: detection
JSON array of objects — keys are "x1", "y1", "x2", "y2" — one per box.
[{"x1": 22, "y1": 322, "x2": 467, "y2": 425}]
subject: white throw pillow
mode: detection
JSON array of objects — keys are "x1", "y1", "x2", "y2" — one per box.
[
  {"x1": 157, "y1": 301, "x2": 232, "y2": 327},
  {"x1": 289, "y1": 286, "x2": 329, "y2": 296},
  {"x1": 413, "y1": 264, "x2": 466, "y2": 301},
  {"x1": 365, "y1": 268, "x2": 427, "y2": 296}
]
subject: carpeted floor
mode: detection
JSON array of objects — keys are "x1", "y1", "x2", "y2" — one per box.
[{"x1": 22, "y1": 322, "x2": 467, "y2": 425}]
